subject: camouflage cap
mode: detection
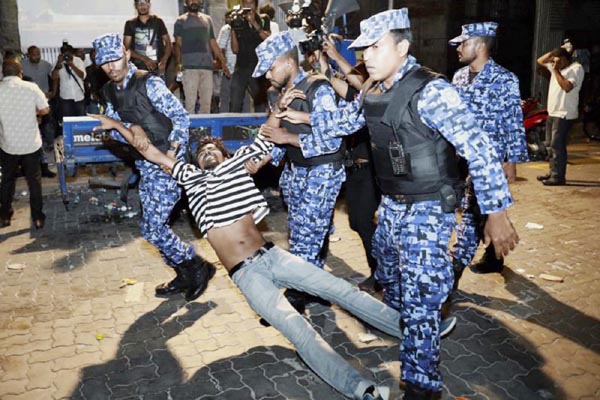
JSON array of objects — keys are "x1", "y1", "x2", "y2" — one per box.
[
  {"x1": 449, "y1": 22, "x2": 498, "y2": 45},
  {"x1": 92, "y1": 33, "x2": 124, "y2": 65},
  {"x1": 252, "y1": 31, "x2": 297, "y2": 78},
  {"x1": 348, "y1": 8, "x2": 410, "y2": 49}
]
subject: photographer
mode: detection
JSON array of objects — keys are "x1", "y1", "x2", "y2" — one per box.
[
  {"x1": 51, "y1": 43, "x2": 86, "y2": 119},
  {"x1": 229, "y1": 0, "x2": 270, "y2": 112}
]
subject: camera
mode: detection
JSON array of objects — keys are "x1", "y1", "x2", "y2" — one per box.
[
  {"x1": 63, "y1": 53, "x2": 73, "y2": 63},
  {"x1": 230, "y1": 6, "x2": 252, "y2": 31},
  {"x1": 286, "y1": 0, "x2": 321, "y2": 31},
  {"x1": 298, "y1": 29, "x2": 326, "y2": 54}
]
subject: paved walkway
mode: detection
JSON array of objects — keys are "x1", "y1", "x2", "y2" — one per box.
[{"x1": 0, "y1": 137, "x2": 599, "y2": 400}]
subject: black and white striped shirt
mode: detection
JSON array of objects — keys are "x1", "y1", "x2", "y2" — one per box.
[{"x1": 172, "y1": 136, "x2": 274, "y2": 238}]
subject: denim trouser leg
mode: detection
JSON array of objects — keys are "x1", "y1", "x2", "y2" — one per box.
[
  {"x1": 548, "y1": 116, "x2": 574, "y2": 180},
  {"x1": 232, "y1": 247, "x2": 400, "y2": 399}
]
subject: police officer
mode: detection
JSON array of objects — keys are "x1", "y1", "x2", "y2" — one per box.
[
  {"x1": 292, "y1": 9, "x2": 520, "y2": 399},
  {"x1": 247, "y1": 31, "x2": 345, "y2": 311},
  {"x1": 92, "y1": 33, "x2": 214, "y2": 302},
  {"x1": 448, "y1": 23, "x2": 528, "y2": 280}
]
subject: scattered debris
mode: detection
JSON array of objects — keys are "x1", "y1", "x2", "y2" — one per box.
[
  {"x1": 119, "y1": 278, "x2": 138, "y2": 288},
  {"x1": 525, "y1": 222, "x2": 544, "y2": 230},
  {"x1": 357, "y1": 332, "x2": 379, "y2": 343},
  {"x1": 95, "y1": 333, "x2": 104, "y2": 341},
  {"x1": 329, "y1": 236, "x2": 342, "y2": 243},
  {"x1": 516, "y1": 268, "x2": 526, "y2": 274},
  {"x1": 88, "y1": 196, "x2": 99, "y2": 205},
  {"x1": 526, "y1": 274, "x2": 535, "y2": 279},
  {"x1": 540, "y1": 273, "x2": 564, "y2": 283},
  {"x1": 6, "y1": 263, "x2": 26, "y2": 271}
]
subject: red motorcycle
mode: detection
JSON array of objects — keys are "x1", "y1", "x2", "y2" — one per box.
[{"x1": 522, "y1": 97, "x2": 549, "y2": 161}]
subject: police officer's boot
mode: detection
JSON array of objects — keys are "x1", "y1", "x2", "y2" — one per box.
[
  {"x1": 403, "y1": 383, "x2": 434, "y2": 400},
  {"x1": 181, "y1": 256, "x2": 216, "y2": 302},
  {"x1": 155, "y1": 267, "x2": 188, "y2": 297},
  {"x1": 469, "y1": 244, "x2": 504, "y2": 274}
]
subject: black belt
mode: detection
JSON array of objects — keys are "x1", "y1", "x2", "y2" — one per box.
[{"x1": 228, "y1": 242, "x2": 275, "y2": 278}]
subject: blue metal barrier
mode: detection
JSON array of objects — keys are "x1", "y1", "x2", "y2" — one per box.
[{"x1": 57, "y1": 113, "x2": 268, "y2": 208}]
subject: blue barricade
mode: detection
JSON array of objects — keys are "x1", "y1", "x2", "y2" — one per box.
[{"x1": 57, "y1": 113, "x2": 268, "y2": 207}]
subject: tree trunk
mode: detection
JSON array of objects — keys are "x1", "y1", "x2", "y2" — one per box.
[{"x1": 0, "y1": 0, "x2": 21, "y2": 51}]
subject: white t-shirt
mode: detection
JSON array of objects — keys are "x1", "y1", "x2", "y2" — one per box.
[
  {"x1": 546, "y1": 61, "x2": 584, "y2": 120},
  {"x1": 58, "y1": 56, "x2": 86, "y2": 102},
  {"x1": 0, "y1": 76, "x2": 48, "y2": 155},
  {"x1": 217, "y1": 24, "x2": 236, "y2": 72}
]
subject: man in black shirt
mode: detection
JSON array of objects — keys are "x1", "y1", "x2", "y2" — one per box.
[
  {"x1": 230, "y1": 0, "x2": 270, "y2": 112},
  {"x1": 123, "y1": 0, "x2": 172, "y2": 74}
]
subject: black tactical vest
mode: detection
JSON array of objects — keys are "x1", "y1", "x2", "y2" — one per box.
[
  {"x1": 363, "y1": 67, "x2": 461, "y2": 206},
  {"x1": 276, "y1": 73, "x2": 345, "y2": 167},
  {"x1": 101, "y1": 71, "x2": 172, "y2": 151}
]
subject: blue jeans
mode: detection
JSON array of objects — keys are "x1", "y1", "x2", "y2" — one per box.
[
  {"x1": 231, "y1": 245, "x2": 401, "y2": 399},
  {"x1": 546, "y1": 116, "x2": 575, "y2": 180}
]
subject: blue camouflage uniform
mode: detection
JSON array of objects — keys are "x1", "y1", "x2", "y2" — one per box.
[
  {"x1": 448, "y1": 23, "x2": 528, "y2": 267},
  {"x1": 93, "y1": 33, "x2": 195, "y2": 268},
  {"x1": 308, "y1": 10, "x2": 513, "y2": 392},
  {"x1": 253, "y1": 32, "x2": 344, "y2": 269}
]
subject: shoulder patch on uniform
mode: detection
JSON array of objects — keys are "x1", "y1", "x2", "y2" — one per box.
[
  {"x1": 439, "y1": 86, "x2": 462, "y2": 108},
  {"x1": 321, "y1": 94, "x2": 337, "y2": 111}
]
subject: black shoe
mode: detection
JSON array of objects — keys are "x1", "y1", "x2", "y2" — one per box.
[
  {"x1": 469, "y1": 245, "x2": 504, "y2": 274},
  {"x1": 0, "y1": 218, "x2": 10, "y2": 228},
  {"x1": 542, "y1": 178, "x2": 566, "y2": 186},
  {"x1": 41, "y1": 164, "x2": 57, "y2": 178},
  {"x1": 536, "y1": 173, "x2": 551, "y2": 182},
  {"x1": 182, "y1": 258, "x2": 216, "y2": 302},
  {"x1": 155, "y1": 267, "x2": 188, "y2": 297},
  {"x1": 358, "y1": 275, "x2": 383, "y2": 293},
  {"x1": 284, "y1": 289, "x2": 307, "y2": 314},
  {"x1": 260, "y1": 289, "x2": 308, "y2": 328},
  {"x1": 403, "y1": 383, "x2": 434, "y2": 400}
]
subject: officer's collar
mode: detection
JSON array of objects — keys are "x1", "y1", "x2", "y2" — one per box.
[
  {"x1": 115, "y1": 62, "x2": 137, "y2": 90},
  {"x1": 379, "y1": 55, "x2": 419, "y2": 92}
]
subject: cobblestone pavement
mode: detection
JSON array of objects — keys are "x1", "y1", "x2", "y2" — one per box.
[{"x1": 0, "y1": 137, "x2": 599, "y2": 400}]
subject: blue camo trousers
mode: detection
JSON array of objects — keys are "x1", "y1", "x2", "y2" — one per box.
[
  {"x1": 279, "y1": 163, "x2": 344, "y2": 268},
  {"x1": 372, "y1": 196, "x2": 455, "y2": 391},
  {"x1": 137, "y1": 160, "x2": 195, "y2": 268},
  {"x1": 451, "y1": 177, "x2": 486, "y2": 267}
]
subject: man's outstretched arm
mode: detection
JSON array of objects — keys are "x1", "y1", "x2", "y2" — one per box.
[{"x1": 88, "y1": 113, "x2": 176, "y2": 172}]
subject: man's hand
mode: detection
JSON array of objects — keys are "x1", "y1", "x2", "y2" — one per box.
[
  {"x1": 88, "y1": 113, "x2": 120, "y2": 131},
  {"x1": 130, "y1": 125, "x2": 151, "y2": 152},
  {"x1": 244, "y1": 155, "x2": 271, "y2": 175},
  {"x1": 322, "y1": 36, "x2": 341, "y2": 62},
  {"x1": 260, "y1": 124, "x2": 292, "y2": 145},
  {"x1": 503, "y1": 162, "x2": 517, "y2": 183},
  {"x1": 222, "y1": 63, "x2": 231, "y2": 79},
  {"x1": 483, "y1": 210, "x2": 519, "y2": 259},
  {"x1": 276, "y1": 109, "x2": 310, "y2": 125},
  {"x1": 144, "y1": 57, "x2": 158, "y2": 72},
  {"x1": 277, "y1": 89, "x2": 306, "y2": 111}
]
